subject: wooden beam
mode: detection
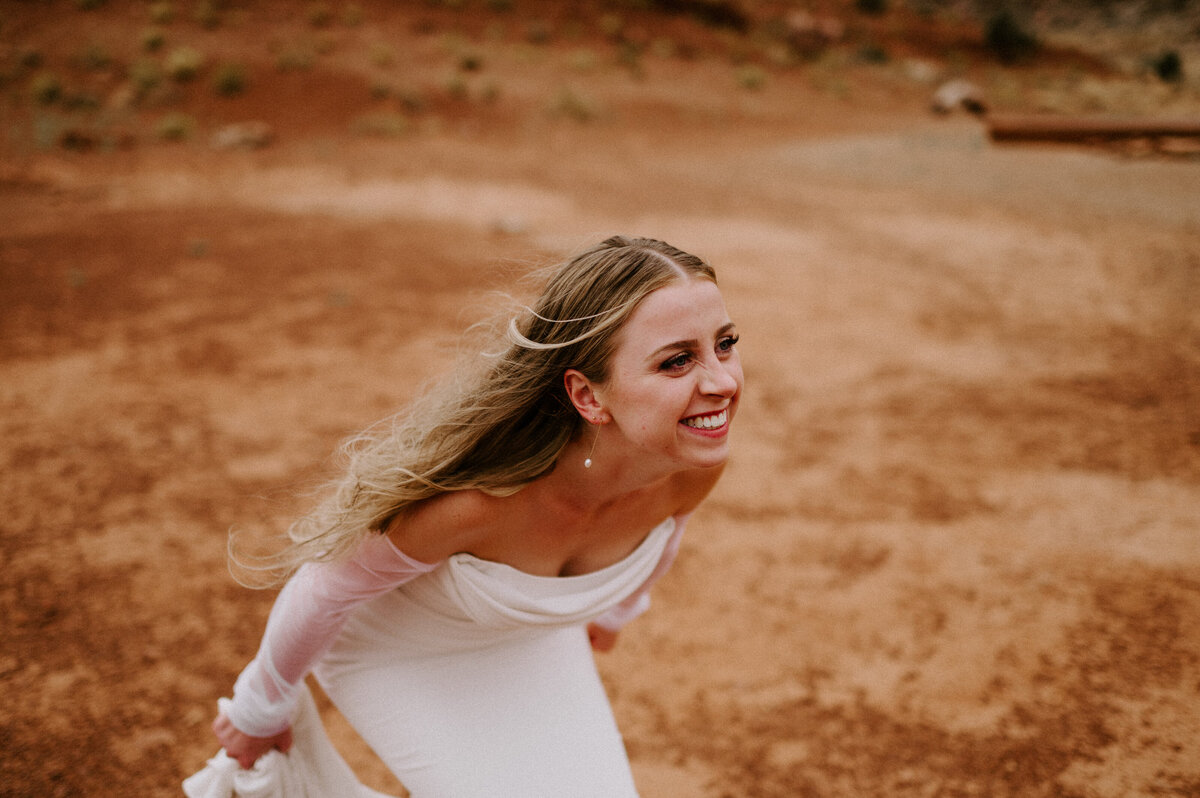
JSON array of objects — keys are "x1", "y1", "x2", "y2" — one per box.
[{"x1": 987, "y1": 114, "x2": 1200, "y2": 143}]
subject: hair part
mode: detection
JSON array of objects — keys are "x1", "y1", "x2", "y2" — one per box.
[{"x1": 231, "y1": 236, "x2": 717, "y2": 584}]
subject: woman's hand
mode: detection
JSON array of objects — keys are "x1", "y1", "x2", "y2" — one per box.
[
  {"x1": 212, "y1": 712, "x2": 293, "y2": 769},
  {"x1": 587, "y1": 622, "x2": 619, "y2": 652}
]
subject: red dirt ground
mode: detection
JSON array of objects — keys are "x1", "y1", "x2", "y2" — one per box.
[{"x1": 3, "y1": 2, "x2": 1199, "y2": 796}]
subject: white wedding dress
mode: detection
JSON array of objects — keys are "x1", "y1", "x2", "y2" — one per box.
[{"x1": 185, "y1": 516, "x2": 684, "y2": 798}]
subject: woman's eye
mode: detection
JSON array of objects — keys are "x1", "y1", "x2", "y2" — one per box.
[
  {"x1": 717, "y1": 334, "x2": 740, "y2": 353},
  {"x1": 661, "y1": 352, "x2": 691, "y2": 370}
]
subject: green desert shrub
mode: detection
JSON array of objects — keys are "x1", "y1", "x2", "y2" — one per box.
[
  {"x1": 314, "y1": 33, "x2": 337, "y2": 56},
  {"x1": 149, "y1": 2, "x2": 173, "y2": 24},
  {"x1": 651, "y1": 37, "x2": 677, "y2": 59},
  {"x1": 549, "y1": 86, "x2": 599, "y2": 121},
  {"x1": 569, "y1": 48, "x2": 597, "y2": 72},
  {"x1": 1151, "y1": 50, "x2": 1183, "y2": 82},
  {"x1": 342, "y1": 4, "x2": 364, "y2": 26},
  {"x1": 276, "y1": 43, "x2": 316, "y2": 72},
  {"x1": 599, "y1": 13, "x2": 623, "y2": 39},
  {"x1": 76, "y1": 41, "x2": 112, "y2": 71},
  {"x1": 395, "y1": 88, "x2": 426, "y2": 113},
  {"x1": 617, "y1": 41, "x2": 643, "y2": 75},
  {"x1": 212, "y1": 62, "x2": 247, "y2": 96},
  {"x1": 306, "y1": 2, "x2": 333, "y2": 28},
  {"x1": 444, "y1": 73, "x2": 468, "y2": 100},
  {"x1": 858, "y1": 42, "x2": 889, "y2": 63},
  {"x1": 735, "y1": 64, "x2": 767, "y2": 90},
  {"x1": 63, "y1": 89, "x2": 102, "y2": 110},
  {"x1": 30, "y1": 71, "x2": 62, "y2": 105},
  {"x1": 193, "y1": 1, "x2": 220, "y2": 29},
  {"x1": 165, "y1": 46, "x2": 203, "y2": 81},
  {"x1": 458, "y1": 51, "x2": 483, "y2": 72},
  {"x1": 369, "y1": 43, "x2": 394, "y2": 68},
  {"x1": 984, "y1": 11, "x2": 1038, "y2": 64},
  {"x1": 32, "y1": 113, "x2": 64, "y2": 149},
  {"x1": 525, "y1": 20, "x2": 552, "y2": 45},
  {"x1": 129, "y1": 58, "x2": 162, "y2": 99},
  {"x1": 141, "y1": 27, "x2": 166, "y2": 52},
  {"x1": 156, "y1": 111, "x2": 195, "y2": 140},
  {"x1": 18, "y1": 48, "x2": 44, "y2": 70}
]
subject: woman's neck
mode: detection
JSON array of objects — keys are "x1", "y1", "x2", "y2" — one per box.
[{"x1": 536, "y1": 434, "x2": 674, "y2": 519}]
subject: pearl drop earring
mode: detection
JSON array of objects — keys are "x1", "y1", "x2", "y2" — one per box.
[{"x1": 584, "y1": 417, "x2": 601, "y2": 468}]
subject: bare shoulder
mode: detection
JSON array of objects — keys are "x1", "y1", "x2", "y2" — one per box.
[
  {"x1": 670, "y1": 463, "x2": 727, "y2": 516},
  {"x1": 384, "y1": 490, "x2": 500, "y2": 564}
]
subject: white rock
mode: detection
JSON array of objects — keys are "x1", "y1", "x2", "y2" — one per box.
[
  {"x1": 210, "y1": 121, "x2": 274, "y2": 150},
  {"x1": 931, "y1": 79, "x2": 987, "y2": 114},
  {"x1": 902, "y1": 58, "x2": 941, "y2": 85}
]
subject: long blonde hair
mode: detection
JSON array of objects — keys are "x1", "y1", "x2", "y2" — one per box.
[{"x1": 237, "y1": 236, "x2": 717, "y2": 580}]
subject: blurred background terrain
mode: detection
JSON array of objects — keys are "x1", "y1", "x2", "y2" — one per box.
[{"x1": 2, "y1": 1, "x2": 1199, "y2": 796}]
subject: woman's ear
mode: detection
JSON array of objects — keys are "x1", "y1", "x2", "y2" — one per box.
[{"x1": 564, "y1": 369, "x2": 606, "y2": 422}]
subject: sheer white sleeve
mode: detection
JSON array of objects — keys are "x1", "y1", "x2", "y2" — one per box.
[
  {"x1": 225, "y1": 534, "x2": 439, "y2": 737},
  {"x1": 591, "y1": 513, "x2": 690, "y2": 632}
]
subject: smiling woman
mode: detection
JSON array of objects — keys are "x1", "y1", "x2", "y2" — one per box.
[
  {"x1": 570, "y1": 280, "x2": 742, "y2": 477},
  {"x1": 189, "y1": 236, "x2": 744, "y2": 798}
]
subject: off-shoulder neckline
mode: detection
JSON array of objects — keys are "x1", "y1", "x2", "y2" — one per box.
[{"x1": 448, "y1": 515, "x2": 676, "y2": 581}]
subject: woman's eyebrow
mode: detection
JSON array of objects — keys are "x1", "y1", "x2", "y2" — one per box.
[
  {"x1": 647, "y1": 323, "x2": 736, "y2": 361},
  {"x1": 649, "y1": 338, "x2": 699, "y2": 361}
]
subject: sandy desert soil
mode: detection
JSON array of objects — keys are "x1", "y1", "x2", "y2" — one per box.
[{"x1": 2, "y1": 2, "x2": 1200, "y2": 796}]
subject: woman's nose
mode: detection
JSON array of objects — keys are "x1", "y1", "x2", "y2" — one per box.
[{"x1": 699, "y1": 359, "x2": 739, "y2": 396}]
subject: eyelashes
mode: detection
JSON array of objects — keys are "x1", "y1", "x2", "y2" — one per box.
[
  {"x1": 660, "y1": 352, "x2": 691, "y2": 371},
  {"x1": 659, "y1": 334, "x2": 740, "y2": 372}
]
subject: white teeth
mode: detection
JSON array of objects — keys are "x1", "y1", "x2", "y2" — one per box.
[{"x1": 683, "y1": 409, "x2": 727, "y2": 429}]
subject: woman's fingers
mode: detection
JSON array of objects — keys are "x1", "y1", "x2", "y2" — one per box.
[{"x1": 212, "y1": 711, "x2": 292, "y2": 768}]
